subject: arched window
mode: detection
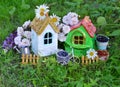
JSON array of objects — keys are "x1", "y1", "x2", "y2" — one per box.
[
  {"x1": 74, "y1": 36, "x2": 84, "y2": 44},
  {"x1": 72, "y1": 30, "x2": 85, "y2": 45},
  {"x1": 44, "y1": 32, "x2": 52, "y2": 44}
]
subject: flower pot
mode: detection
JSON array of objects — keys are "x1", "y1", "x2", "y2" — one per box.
[
  {"x1": 97, "y1": 50, "x2": 109, "y2": 61},
  {"x1": 21, "y1": 46, "x2": 30, "y2": 55},
  {"x1": 96, "y1": 34, "x2": 109, "y2": 50},
  {"x1": 56, "y1": 50, "x2": 71, "y2": 65}
]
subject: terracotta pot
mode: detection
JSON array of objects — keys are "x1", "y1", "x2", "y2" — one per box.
[{"x1": 97, "y1": 50, "x2": 109, "y2": 61}]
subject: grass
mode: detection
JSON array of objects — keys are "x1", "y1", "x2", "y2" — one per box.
[{"x1": 0, "y1": 0, "x2": 120, "y2": 87}]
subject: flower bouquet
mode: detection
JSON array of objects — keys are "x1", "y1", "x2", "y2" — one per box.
[
  {"x1": 58, "y1": 12, "x2": 79, "y2": 42},
  {"x1": 2, "y1": 20, "x2": 31, "y2": 54},
  {"x1": 14, "y1": 20, "x2": 31, "y2": 54}
]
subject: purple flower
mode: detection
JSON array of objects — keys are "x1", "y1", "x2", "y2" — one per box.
[{"x1": 2, "y1": 31, "x2": 17, "y2": 50}]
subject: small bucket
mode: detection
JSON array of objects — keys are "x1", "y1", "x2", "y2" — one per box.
[
  {"x1": 56, "y1": 50, "x2": 71, "y2": 65},
  {"x1": 96, "y1": 34, "x2": 109, "y2": 50},
  {"x1": 21, "y1": 46, "x2": 30, "y2": 55}
]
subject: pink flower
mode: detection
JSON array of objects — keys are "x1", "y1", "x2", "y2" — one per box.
[
  {"x1": 17, "y1": 27, "x2": 24, "y2": 36},
  {"x1": 62, "y1": 25, "x2": 71, "y2": 34},
  {"x1": 67, "y1": 12, "x2": 78, "y2": 18},
  {"x1": 62, "y1": 15, "x2": 70, "y2": 25},
  {"x1": 18, "y1": 38, "x2": 30, "y2": 47},
  {"x1": 69, "y1": 17, "x2": 79, "y2": 26},
  {"x1": 58, "y1": 23, "x2": 64, "y2": 31},
  {"x1": 23, "y1": 31, "x2": 31, "y2": 39},
  {"x1": 22, "y1": 20, "x2": 31, "y2": 29},
  {"x1": 62, "y1": 12, "x2": 79, "y2": 26},
  {"x1": 58, "y1": 33, "x2": 66, "y2": 42},
  {"x1": 14, "y1": 36, "x2": 22, "y2": 45}
]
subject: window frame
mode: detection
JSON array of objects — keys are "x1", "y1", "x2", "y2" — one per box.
[
  {"x1": 44, "y1": 32, "x2": 52, "y2": 45},
  {"x1": 72, "y1": 30, "x2": 86, "y2": 45}
]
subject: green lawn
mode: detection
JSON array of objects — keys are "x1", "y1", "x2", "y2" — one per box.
[{"x1": 0, "y1": 0, "x2": 120, "y2": 87}]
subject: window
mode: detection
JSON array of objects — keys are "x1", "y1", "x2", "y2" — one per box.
[
  {"x1": 74, "y1": 36, "x2": 84, "y2": 44},
  {"x1": 44, "y1": 32, "x2": 52, "y2": 44}
]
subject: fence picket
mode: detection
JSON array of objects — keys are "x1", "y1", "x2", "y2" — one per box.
[
  {"x1": 81, "y1": 56, "x2": 99, "y2": 65},
  {"x1": 21, "y1": 54, "x2": 39, "y2": 65}
]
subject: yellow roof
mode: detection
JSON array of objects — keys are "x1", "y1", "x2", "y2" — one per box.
[{"x1": 30, "y1": 17, "x2": 59, "y2": 35}]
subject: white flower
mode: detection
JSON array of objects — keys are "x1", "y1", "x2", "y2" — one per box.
[
  {"x1": 14, "y1": 36, "x2": 22, "y2": 45},
  {"x1": 62, "y1": 25, "x2": 71, "y2": 34},
  {"x1": 69, "y1": 17, "x2": 79, "y2": 26},
  {"x1": 86, "y1": 49, "x2": 97, "y2": 59},
  {"x1": 62, "y1": 15, "x2": 70, "y2": 25},
  {"x1": 17, "y1": 27, "x2": 24, "y2": 36},
  {"x1": 58, "y1": 33, "x2": 66, "y2": 42},
  {"x1": 23, "y1": 31, "x2": 31, "y2": 39},
  {"x1": 35, "y1": 4, "x2": 49, "y2": 20},
  {"x1": 18, "y1": 38, "x2": 30, "y2": 47},
  {"x1": 36, "y1": 4, "x2": 49, "y2": 13},
  {"x1": 50, "y1": 14, "x2": 61, "y2": 26},
  {"x1": 22, "y1": 20, "x2": 31, "y2": 29},
  {"x1": 35, "y1": 11, "x2": 46, "y2": 20}
]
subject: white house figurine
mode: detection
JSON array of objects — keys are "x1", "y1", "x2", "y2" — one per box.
[{"x1": 30, "y1": 16, "x2": 59, "y2": 56}]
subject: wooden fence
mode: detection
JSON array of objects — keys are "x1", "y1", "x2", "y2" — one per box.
[
  {"x1": 22, "y1": 54, "x2": 39, "y2": 65},
  {"x1": 82, "y1": 56, "x2": 99, "y2": 65}
]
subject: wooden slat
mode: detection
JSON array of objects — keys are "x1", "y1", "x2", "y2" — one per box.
[
  {"x1": 21, "y1": 54, "x2": 39, "y2": 65},
  {"x1": 81, "y1": 56, "x2": 99, "y2": 65}
]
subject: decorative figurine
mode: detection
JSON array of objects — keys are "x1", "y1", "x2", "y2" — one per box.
[
  {"x1": 30, "y1": 4, "x2": 60, "y2": 57},
  {"x1": 64, "y1": 16, "x2": 96, "y2": 57},
  {"x1": 56, "y1": 50, "x2": 71, "y2": 65}
]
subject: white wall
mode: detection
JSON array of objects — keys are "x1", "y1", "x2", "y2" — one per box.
[
  {"x1": 31, "y1": 29, "x2": 38, "y2": 55},
  {"x1": 38, "y1": 24, "x2": 58, "y2": 56}
]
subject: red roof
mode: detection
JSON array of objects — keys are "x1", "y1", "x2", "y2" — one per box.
[{"x1": 71, "y1": 16, "x2": 96, "y2": 37}]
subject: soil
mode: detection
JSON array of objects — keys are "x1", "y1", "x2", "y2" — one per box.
[{"x1": 96, "y1": 35, "x2": 109, "y2": 42}]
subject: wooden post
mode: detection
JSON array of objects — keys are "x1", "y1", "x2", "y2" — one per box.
[
  {"x1": 22, "y1": 54, "x2": 25, "y2": 64},
  {"x1": 96, "y1": 56, "x2": 99, "y2": 62},
  {"x1": 82, "y1": 56, "x2": 84, "y2": 65},
  {"x1": 33, "y1": 55, "x2": 36, "y2": 65},
  {"x1": 36, "y1": 56, "x2": 39, "y2": 63},
  {"x1": 89, "y1": 58, "x2": 91, "y2": 64},
  {"x1": 29, "y1": 54, "x2": 32, "y2": 63},
  {"x1": 26, "y1": 55, "x2": 29, "y2": 64},
  {"x1": 85, "y1": 57, "x2": 88, "y2": 65}
]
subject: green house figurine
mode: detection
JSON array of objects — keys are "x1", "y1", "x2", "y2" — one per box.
[{"x1": 64, "y1": 16, "x2": 96, "y2": 57}]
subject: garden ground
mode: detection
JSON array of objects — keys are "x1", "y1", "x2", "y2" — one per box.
[{"x1": 0, "y1": 0, "x2": 120, "y2": 87}]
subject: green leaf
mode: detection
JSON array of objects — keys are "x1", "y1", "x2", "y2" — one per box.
[
  {"x1": 97, "y1": 16, "x2": 107, "y2": 26},
  {"x1": 21, "y1": 0, "x2": 30, "y2": 10},
  {"x1": 32, "y1": 80, "x2": 37, "y2": 87},
  {"x1": 9, "y1": 6, "x2": 16, "y2": 16},
  {"x1": 21, "y1": 4, "x2": 30, "y2": 10},
  {"x1": 109, "y1": 29, "x2": 120, "y2": 36}
]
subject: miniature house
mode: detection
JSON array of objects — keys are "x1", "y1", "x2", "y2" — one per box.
[
  {"x1": 65, "y1": 16, "x2": 96, "y2": 57},
  {"x1": 30, "y1": 17, "x2": 59, "y2": 56}
]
